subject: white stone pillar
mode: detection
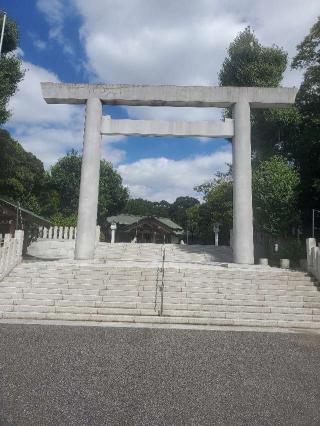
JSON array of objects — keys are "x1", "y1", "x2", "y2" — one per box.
[
  {"x1": 232, "y1": 99, "x2": 254, "y2": 264},
  {"x1": 110, "y1": 223, "x2": 117, "y2": 244},
  {"x1": 213, "y1": 223, "x2": 220, "y2": 247},
  {"x1": 75, "y1": 97, "x2": 102, "y2": 259}
]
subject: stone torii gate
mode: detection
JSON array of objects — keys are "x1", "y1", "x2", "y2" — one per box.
[{"x1": 41, "y1": 83, "x2": 297, "y2": 264}]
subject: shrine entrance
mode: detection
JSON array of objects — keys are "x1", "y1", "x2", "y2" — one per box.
[{"x1": 41, "y1": 83, "x2": 297, "y2": 264}]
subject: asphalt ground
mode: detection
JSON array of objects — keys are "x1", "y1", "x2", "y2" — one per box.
[{"x1": 0, "y1": 324, "x2": 320, "y2": 425}]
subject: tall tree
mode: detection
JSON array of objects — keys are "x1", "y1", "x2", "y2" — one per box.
[
  {"x1": 0, "y1": 13, "x2": 24, "y2": 125},
  {"x1": 219, "y1": 27, "x2": 292, "y2": 159},
  {"x1": 0, "y1": 129, "x2": 45, "y2": 213},
  {"x1": 291, "y1": 17, "x2": 320, "y2": 227},
  {"x1": 219, "y1": 27, "x2": 287, "y2": 87},
  {"x1": 124, "y1": 198, "x2": 171, "y2": 217},
  {"x1": 252, "y1": 156, "x2": 300, "y2": 236},
  {"x1": 194, "y1": 171, "x2": 233, "y2": 244},
  {"x1": 49, "y1": 151, "x2": 129, "y2": 228},
  {"x1": 169, "y1": 196, "x2": 199, "y2": 229}
]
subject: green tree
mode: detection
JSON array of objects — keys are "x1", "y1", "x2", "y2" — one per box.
[
  {"x1": 169, "y1": 196, "x2": 199, "y2": 228},
  {"x1": 0, "y1": 13, "x2": 24, "y2": 125},
  {"x1": 252, "y1": 156, "x2": 300, "y2": 236},
  {"x1": 219, "y1": 27, "x2": 294, "y2": 160},
  {"x1": 124, "y1": 198, "x2": 170, "y2": 217},
  {"x1": 49, "y1": 151, "x2": 129, "y2": 229},
  {"x1": 194, "y1": 171, "x2": 233, "y2": 244},
  {"x1": 219, "y1": 27, "x2": 287, "y2": 87},
  {"x1": 186, "y1": 203, "x2": 213, "y2": 244},
  {"x1": 50, "y1": 150, "x2": 82, "y2": 217},
  {"x1": 291, "y1": 17, "x2": 320, "y2": 227},
  {"x1": 0, "y1": 129, "x2": 45, "y2": 213}
]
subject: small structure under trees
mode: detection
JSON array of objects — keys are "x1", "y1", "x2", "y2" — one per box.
[
  {"x1": 106, "y1": 214, "x2": 184, "y2": 244},
  {"x1": 0, "y1": 198, "x2": 51, "y2": 253}
]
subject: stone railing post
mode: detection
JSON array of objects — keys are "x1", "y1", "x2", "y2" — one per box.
[
  {"x1": 69, "y1": 227, "x2": 74, "y2": 240},
  {"x1": 111, "y1": 223, "x2": 117, "y2": 244},
  {"x1": 3, "y1": 234, "x2": 11, "y2": 274},
  {"x1": 53, "y1": 226, "x2": 58, "y2": 239},
  {"x1": 59, "y1": 226, "x2": 63, "y2": 240},
  {"x1": 306, "y1": 238, "x2": 316, "y2": 272},
  {"x1": 96, "y1": 225, "x2": 100, "y2": 246},
  {"x1": 0, "y1": 231, "x2": 24, "y2": 281},
  {"x1": 14, "y1": 230, "x2": 24, "y2": 262}
]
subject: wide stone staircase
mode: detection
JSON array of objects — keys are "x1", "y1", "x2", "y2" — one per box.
[
  {"x1": 1, "y1": 260, "x2": 320, "y2": 330},
  {"x1": 27, "y1": 241, "x2": 234, "y2": 264}
]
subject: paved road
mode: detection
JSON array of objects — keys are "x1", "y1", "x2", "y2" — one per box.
[{"x1": 0, "y1": 324, "x2": 320, "y2": 425}]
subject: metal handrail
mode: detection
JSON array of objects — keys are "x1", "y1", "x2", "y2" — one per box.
[
  {"x1": 154, "y1": 244, "x2": 166, "y2": 316},
  {"x1": 159, "y1": 245, "x2": 166, "y2": 316}
]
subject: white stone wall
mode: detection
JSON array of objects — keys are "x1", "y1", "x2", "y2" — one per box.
[
  {"x1": 0, "y1": 230, "x2": 24, "y2": 281},
  {"x1": 306, "y1": 238, "x2": 320, "y2": 280}
]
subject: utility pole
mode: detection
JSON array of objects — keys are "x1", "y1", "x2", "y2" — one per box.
[
  {"x1": 312, "y1": 209, "x2": 320, "y2": 238},
  {"x1": 0, "y1": 12, "x2": 7, "y2": 56}
]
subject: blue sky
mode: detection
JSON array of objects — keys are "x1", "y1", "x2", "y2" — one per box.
[{"x1": 2, "y1": 0, "x2": 319, "y2": 201}]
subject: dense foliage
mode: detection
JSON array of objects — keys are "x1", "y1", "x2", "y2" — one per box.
[
  {"x1": 0, "y1": 13, "x2": 24, "y2": 125},
  {"x1": 219, "y1": 26, "x2": 297, "y2": 161},
  {"x1": 219, "y1": 27, "x2": 287, "y2": 87},
  {"x1": 49, "y1": 151, "x2": 129, "y2": 229},
  {"x1": 291, "y1": 17, "x2": 320, "y2": 230},
  {"x1": 124, "y1": 198, "x2": 171, "y2": 217},
  {"x1": 0, "y1": 129, "x2": 44, "y2": 213},
  {"x1": 252, "y1": 156, "x2": 300, "y2": 236}
]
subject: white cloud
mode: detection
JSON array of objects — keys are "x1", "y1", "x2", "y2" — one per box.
[
  {"x1": 118, "y1": 147, "x2": 232, "y2": 202},
  {"x1": 12, "y1": 125, "x2": 83, "y2": 168},
  {"x1": 36, "y1": 0, "x2": 75, "y2": 55},
  {"x1": 75, "y1": 0, "x2": 243, "y2": 87},
  {"x1": 37, "y1": 0, "x2": 64, "y2": 24},
  {"x1": 34, "y1": 39, "x2": 47, "y2": 51},
  {"x1": 7, "y1": 62, "x2": 124, "y2": 168},
  {"x1": 102, "y1": 135, "x2": 127, "y2": 165},
  {"x1": 9, "y1": 61, "x2": 77, "y2": 125},
  {"x1": 72, "y1": 0, "x2": 319, "y2": 121},
  {"x1": 74, "y1": 0, "x2": 319, "y2": 87}
]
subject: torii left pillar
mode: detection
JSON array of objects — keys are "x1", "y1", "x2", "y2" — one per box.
[{"x1": 74, "y1": 97, "x2": 102, "y2": 259}]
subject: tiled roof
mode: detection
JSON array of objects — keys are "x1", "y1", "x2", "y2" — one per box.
[{"x1": 106, "y1": 214, "x2": 184, "y2": 234}]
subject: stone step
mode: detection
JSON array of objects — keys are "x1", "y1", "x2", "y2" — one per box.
[
  {"x1": 2, "y1": 296, "x2": 320, "y2": 312},
  {"x1": 2, "y1": 298, "x2": 319, "y2": 314},
  {"x1": 8, "y1": 265, "x2": 313, "y2": 276},
  {"x1": 2, "y1": 276, "x2": 317, "y2": 288},
  {"x1": 1, "y1": 311, "x2": 320, "y2": 329},
  {"x1": 2, "y1": 302, "x2": 319, "y2": 318}
]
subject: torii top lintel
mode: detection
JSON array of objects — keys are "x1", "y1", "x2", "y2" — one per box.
[{"x1": 41, "y1": 82, "x2": 298, "y2": 108}]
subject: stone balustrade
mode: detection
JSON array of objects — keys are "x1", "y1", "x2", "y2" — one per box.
[
  {"x1": 306, "y1": 238, "x2": 320, "y2": 280},
  {"x1": 38, "y1": 225, "x2": 100, "y2": 243},
  {"x1": 0, "y1": 230, "x2": 24, "y2": 281}
]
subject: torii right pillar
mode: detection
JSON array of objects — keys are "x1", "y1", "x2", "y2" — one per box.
[
  {"x1": 231, "y1": 89, "x2": 298, "y2": 264},
  {"x1": 232, "y1": 99, "x2": 254, "y2": 264}
]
